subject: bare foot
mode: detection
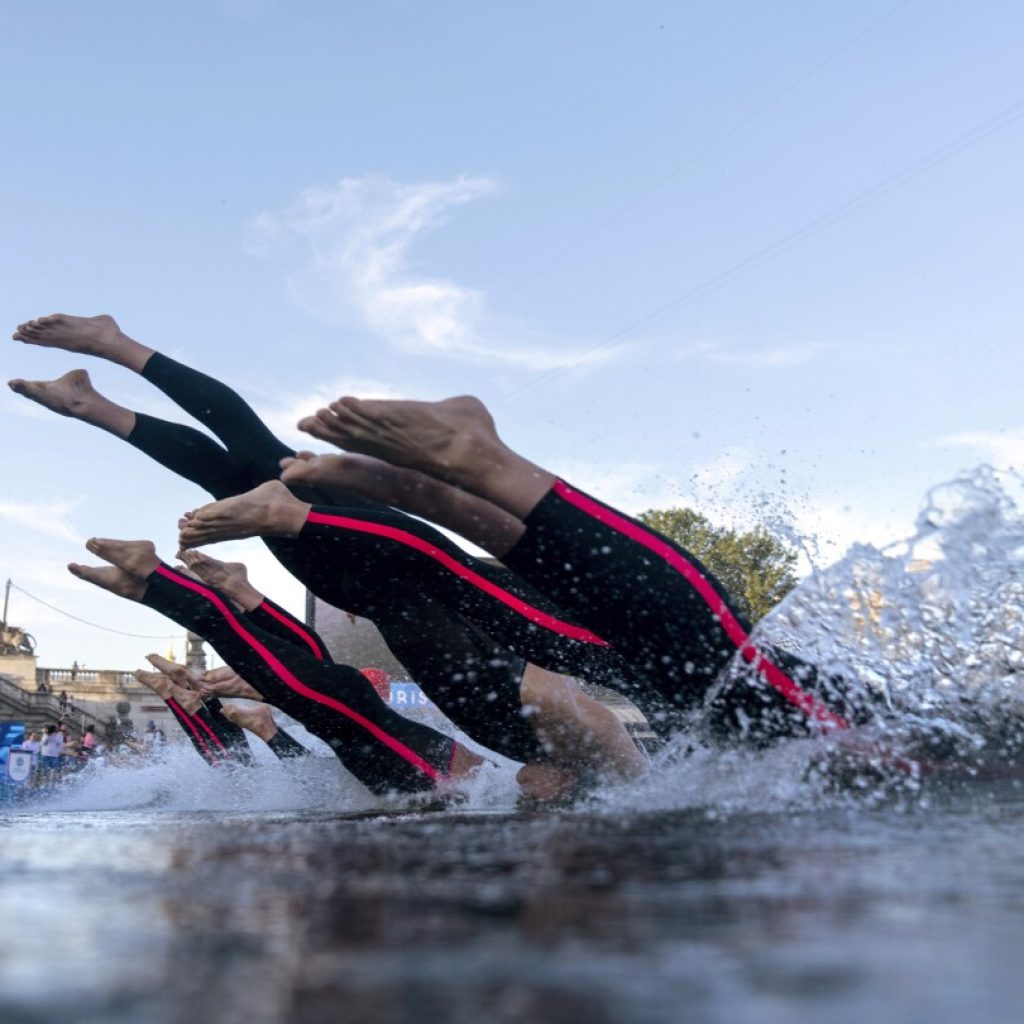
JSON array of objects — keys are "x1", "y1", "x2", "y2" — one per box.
[
  {"x1": 134, "y1": 669, "x2": 175, "y2": 701},
  {"x1": 297, "y1": 395, "x2": 555, "y2": 519},
  {"x1": 12, "y1": 313, "x2": 154, "y2": 372},
  {"x1": 178, "y1": 481, "x2": 310, "y2": 549},
  {"x1": 203, "y1": 665, "x2": 243, "y2": 685},
  {"x1": 145, "y1": 653, "x2": 201, "y2": 690},
  {"x1": 296, "y1": 395, "x2": 499, "y2": 481},
  {"x1": 281, "y1": 450, "x2": 525, "y2": 556},
  {"x1": 84, "y1": 538, "x2": 160, "y2": 579},
  {"x1": 279, "y1": 450, "x2": 401, "y2": 502},
  {"x1": 198, "y1": 670, "x2": 263, "y2": 701},
  {"x1": 68, "y1": 562, "x2": 147, "y2": 601},
  {"x1": 520, "y1": 666, "x2": 647, "y2": 783},
  {"x1": 220, "y1": 702, "x2": 278, "y2": 743},
  {"x1": 516, "y1": 762, "x2": 581, "y2": 803},
  {"x1": 166, "y1": 682, "x2": 203, "y2": 715},
  {"x1": 9, "y1": 369, "x2": 98, "y2": 418},
  {"x1": 177, "y1": 549, "x2": 263, "y2": 611},
  {"x1": 7, "y1": 368, "x2": 137, "y2": 439}
]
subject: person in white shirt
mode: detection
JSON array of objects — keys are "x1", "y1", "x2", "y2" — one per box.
[{"x1": 39, "y1": 724, "x2": 65, "y2": 776}]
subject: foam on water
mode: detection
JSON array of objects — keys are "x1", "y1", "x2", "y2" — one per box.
[
  {"x1": 767, "y1": 467, "x2": 1024, "y2": 751},
  {"x1": 27, "y1": 715, "x2": 525, "y2": 816},
  {"x1": 24, "y1": 467, "x2": 1024, "y2": 819},
  {"x1": 592, "y1": 466, "x2": 1024, "y2": 816}
]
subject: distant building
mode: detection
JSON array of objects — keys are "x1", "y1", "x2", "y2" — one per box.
[{"x1": 0, "y1": 624, "x2": 201, "y2": 745}]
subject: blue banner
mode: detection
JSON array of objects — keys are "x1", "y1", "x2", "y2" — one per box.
[{"x1": 0, "y1": 722, "x2": 26, "y2": 767}]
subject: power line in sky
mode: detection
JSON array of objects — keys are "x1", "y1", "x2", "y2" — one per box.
[
  {"x1": 499, "y1": 93, "x2": 1024, "y2": 405},
  {"x1": 8, "y1": 581, "x2": 181, "y2": 640},
  {"x1": 496, "y1": 0, "x2": 914, "y2": 302}
]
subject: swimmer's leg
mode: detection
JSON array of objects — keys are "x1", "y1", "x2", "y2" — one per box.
[
  {"x1": 141, "y1": 562, "x2": 482, "y2": 794},
  {"x1": 519, "y1": 665, "x2": 646, "y2": 784},
  {"x1": 221, "y1": 703, "x2": 309, "y2": 760},
  {"x1": 298, "y1": 394, "x2": 553, "y2": 519},
  {"x1": 134, "y1": 669, "x2": 220, "y2": 765},
  {"x1": 180, "y1": 547, "x2": 335, "y2": 664},
  {"x1": 301, "y1": 394, "x2": 853, "y2": 731},
  {"x1": 280, "y1": 451, "x2": 526, "y2": 557},
  {"x1": 13, "y1": 313, "x2": 154, "y2": 371},
  {"x1": 10, "y1": 311, "x2": 333, "y2": 501},
  {"x1": 7, "y1": 368, "x2": 246, "y2": 498}
]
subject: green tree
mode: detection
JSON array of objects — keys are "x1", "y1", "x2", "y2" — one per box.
[{"x1": 636, "y1": 507, "x2": 798, "y2": 622}]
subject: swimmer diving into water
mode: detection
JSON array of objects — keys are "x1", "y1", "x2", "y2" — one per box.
[
  {"x1": 178, "y1": 393, "x2": 874, "y2": 748},
  {"x1": 68, "y1": 537, "x2": 484, "y2": 796},
  {"x1": 9, "y1": 313, "x2": 650, "y2": 795}
]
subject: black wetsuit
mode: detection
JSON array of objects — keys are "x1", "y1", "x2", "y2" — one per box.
[
  {"x1": 124, "y1": 352, "x2": 544, "y2": 760},
  {"x1": 500, "y1": 480, "x2": 874, "y2": 743},
  {"x1": 162, "y1": 695, "x2": 252, "y2": 766},
  {"x1": 142, "y1": 563, "x2": 460, "y2": 794},
  {"x1": 265, "y1": 727, "x2": 308, "y2": 760}
]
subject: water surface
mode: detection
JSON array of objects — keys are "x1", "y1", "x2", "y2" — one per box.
[{"x1": 3, "y1": 783, "x2": 1023, "y2": 1024}]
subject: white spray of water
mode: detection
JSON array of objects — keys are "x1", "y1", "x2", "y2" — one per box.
[
  {"x1": 24, "y1": 468, "x2": 1024, "y2": 818},
  {"x1": 30, "y1": 705, "x2": 523, "y2": 816},
  {"x1": 592, "y1": 467, "x2": 1024, "y2": 816}
]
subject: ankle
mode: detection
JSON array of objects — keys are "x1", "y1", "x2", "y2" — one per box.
[{"x1": 272, "y1": 496, "x2": 312, "y2": 537}]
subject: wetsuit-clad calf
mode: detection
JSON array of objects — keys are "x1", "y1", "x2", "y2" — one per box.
[
  {"x1": 9, "y1": 313, "x2": 656, "y2": 759},
  {"x1": 69, "y1": 539, "x2": 481, "y2": 796},
  {"x1": 168, "y1": 546, "x2": 645, "y2": 790},
  {"x1": 267, "y1": 391, "x2": 878, "y2": 746}
]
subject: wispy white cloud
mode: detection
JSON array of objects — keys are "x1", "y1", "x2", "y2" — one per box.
[
  {"x1": 554, "y1": 459, "x2": 690, "y2": 516},
  {"x1": 0, "y1": 501, "x2": 82, "y2": 543},
  {"x1": 939, "y1": 428, "x2": 1024, "y2": 469},
  {"x1": 254, "y1": 377, "x2": 406, "y2": 448},
  {"x1": 248, "y1": 175, "x2": 618, "y2": 370}
]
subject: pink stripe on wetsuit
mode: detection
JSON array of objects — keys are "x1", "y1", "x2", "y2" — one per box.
[
  {"x1": 254, "y1": 599, "x2": 327, "y2": 659},
  {"x1": 304, "y1": 509, "x2": 609, "y2": 646},
  {"x1": 153, "y1": 566, "x2": 444, "y2": 781},
  {"x1": 166, "y1": 698, "x2": 220, "y2": 764},
  {"x1": 536, "y1": 479, "x2": 847, "y2": 729}
]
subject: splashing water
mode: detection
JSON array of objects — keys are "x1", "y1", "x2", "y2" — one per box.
[
  {"x1": 28, "y1": 712, "x2": 523, "y2": 817},
  {"x1": 590, "y1": 467, "x2": 1024, "y2": 815},
  {"x1": 23, "y1": 467, "x2": 1024, "y2": 818},
  {"x1": 781, "y1": 470, "x2": 1024, "y2": 738}
]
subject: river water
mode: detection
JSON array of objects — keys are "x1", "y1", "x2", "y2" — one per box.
[
  {"x1": 3, "y1": 468, "x2": 1024, "y2": 1023},
  {"x1": 2, "y1": 784, "x2": 1023, "y2": 1024}
]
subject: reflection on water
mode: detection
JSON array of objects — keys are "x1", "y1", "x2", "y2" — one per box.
[{"x1": 2, "y1": 791, "x2": 1024, "y2": 1024}]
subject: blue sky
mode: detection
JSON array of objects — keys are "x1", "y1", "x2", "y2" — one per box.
[{"x1": 2, "y1": 0, "x2": 1023, "y2": 669}]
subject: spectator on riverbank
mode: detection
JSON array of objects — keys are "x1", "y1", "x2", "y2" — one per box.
[
  {"x1": 58, "y1": 690, "x2": 69, "y2": 712},
  {"x1": 20, "y1": 731, "x2": 41, "y2": 783},
  {"x1": 39, "y1": 725, "x2": 64, "y2": 779},
  {"x1": 143, "y1": 721, "x2": 166, "y2": 751},
  {"x1": 61, "y1": 741, "x2": 88, "y2": 773}
]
